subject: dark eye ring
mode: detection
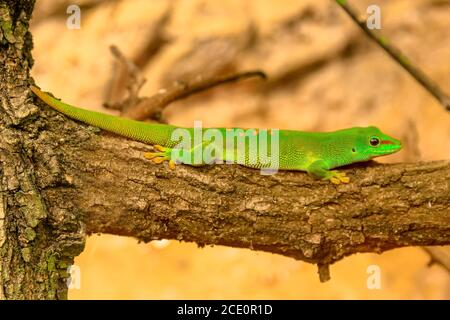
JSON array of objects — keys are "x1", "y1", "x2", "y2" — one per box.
[{"x1": 370, "y1": 137, "x2": 380, "y2": 146}]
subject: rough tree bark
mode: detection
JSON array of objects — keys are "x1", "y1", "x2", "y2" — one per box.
[
  {"x1": 0, "y1": 0, "x2": 84, "y2": 299},
  {"x1": 0, "y1": 1, "x2": 449, "y2": 299}
]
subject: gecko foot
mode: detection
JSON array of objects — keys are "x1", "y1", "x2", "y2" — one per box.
[
  {"x1": 326, "y1": 171, "x2": 350, "y2": 184},
  {"x1": 144, "y1": 145, "x2": 177, "y2": 170}
]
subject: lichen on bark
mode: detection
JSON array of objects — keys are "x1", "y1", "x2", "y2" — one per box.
[{"x1": 0, "y1": 0, "x2": 84, "y2": 300}]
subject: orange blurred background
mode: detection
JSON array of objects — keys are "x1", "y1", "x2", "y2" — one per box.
[{"x1": 30, "y1": 0, "x2": 450, "y2": 299}]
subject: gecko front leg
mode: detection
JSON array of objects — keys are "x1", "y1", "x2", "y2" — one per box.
[{"x1": 306, "y1": 160, "x2": 350, "y2": 184}]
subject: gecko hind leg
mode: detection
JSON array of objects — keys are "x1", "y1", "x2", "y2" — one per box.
[{"x1": 144, "y1": 141, "x2": 213, "y2": 169}]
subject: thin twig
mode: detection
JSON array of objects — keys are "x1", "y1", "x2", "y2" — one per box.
[
  {"x1": 318, "y1": 264, "x2": 331, "y2": 283},
  {"x1": 104, "y1": 7, "x2": 172, "y2": 109},
  {"x1": 423, "y1": 247, "x2": 450, "y2": 273},
  {"x1": 123, "y1": 71, "x2": 267, "y2": 121},
  {"x1": 104, "y1": 45, "x2": 146, "y2": 110},
  {"x1": 334, "y1": 0, "x2": 450, "y2": 111}
]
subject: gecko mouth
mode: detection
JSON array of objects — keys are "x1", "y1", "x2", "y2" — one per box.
[{"x1": 373, "y1": 142, "x2": 402, "y2": 155}]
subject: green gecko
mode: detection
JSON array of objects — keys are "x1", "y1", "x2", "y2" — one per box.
[{"x1": 30, "y1": 85, "x2": 402, "y2": 184}]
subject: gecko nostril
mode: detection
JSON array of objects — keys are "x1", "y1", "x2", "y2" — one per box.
[{"x1": 352, "y1": 148, "x2": 356, "y2": 152}]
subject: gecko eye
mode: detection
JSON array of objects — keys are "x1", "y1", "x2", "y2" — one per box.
[{"x1": 369, "y1": 137, "x2": 380, "y2": 147}]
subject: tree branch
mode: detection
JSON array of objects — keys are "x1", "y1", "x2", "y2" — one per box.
[
  {"x1": 334, "y1": 0, "x2": 450, "y2": 111},
  {"x1": 121, "y1": 70, "x2": 267, "y2": 122},
  {"x1": 33, "y1": 111, "x2": 450, "y2": 282}
]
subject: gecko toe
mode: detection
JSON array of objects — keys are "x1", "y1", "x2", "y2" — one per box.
[
  {"x1": 152, "y1": 156, "x2": 168, "y2": 164},
  {"x1": 144, "y1": 147, "x2": 175, "y2": 168},
  {"x1": 154, "y1": 145, "x2": 168, "y2": 152},
  {"x1": 328, "y1": 171, "x2": 350, "y2": 184},
  {"x1": 340, "y1": 176, "x2": 350, "y2": 183},
  {"x1": 330, "y1": 177, "x2": 340, "y2": 184},
  {"x1": 144, "y1": 152, "x2": 164, "y2": 160},
  {"x1": 144, "y1": 151, "x2": 170, "y2": 165}
]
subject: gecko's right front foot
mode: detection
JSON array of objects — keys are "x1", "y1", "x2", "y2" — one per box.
[
  {"x1": 325, "y1": 170, "x2": 350, "y2": 184},
  {"x1": 144, "y1": 145, "x2": 176, "y2": 170},
  {"x1": 307, "y1": 160, "x2": 351, "y2": 185}
]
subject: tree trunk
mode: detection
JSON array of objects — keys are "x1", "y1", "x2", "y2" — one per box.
[
  {"x1": 0, "y1": 1, "x2": 449, "y2": 299},
  {"x1": 0, "y1": 0, "x2": 84, "y2": 299}
]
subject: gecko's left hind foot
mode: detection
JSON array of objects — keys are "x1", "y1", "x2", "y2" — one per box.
[
  {"x1": 327, "y1": 171, "x2": 350, "y2": 184},
  {"x1": 144, "y1": 145, "x2": 176, "y2": 170}
]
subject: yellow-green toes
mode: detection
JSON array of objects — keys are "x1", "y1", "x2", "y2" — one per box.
[
  {"x1": 326, "y1": 170, "x2": 350, "y2": 184},
  {"x1": 144, "y1": 145, "x2": 176, "y2": 170}
]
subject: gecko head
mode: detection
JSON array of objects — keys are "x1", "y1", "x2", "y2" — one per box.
[{"x1": 351, "y1": 126, "x2": 402, "y2": 161}]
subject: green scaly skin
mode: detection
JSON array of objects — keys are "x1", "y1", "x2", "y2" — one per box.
[{"x1": 31, "y1": 85, "x2": 402, "y2": 184}]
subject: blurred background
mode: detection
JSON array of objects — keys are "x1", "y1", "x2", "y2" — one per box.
[{"x1": 30, "y1": 0, "x2": 450, "y2": 299}]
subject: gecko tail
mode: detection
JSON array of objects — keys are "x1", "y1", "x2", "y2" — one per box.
[{"x1": 30, "y1": 85, "x2": 177, "y2": 146}]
